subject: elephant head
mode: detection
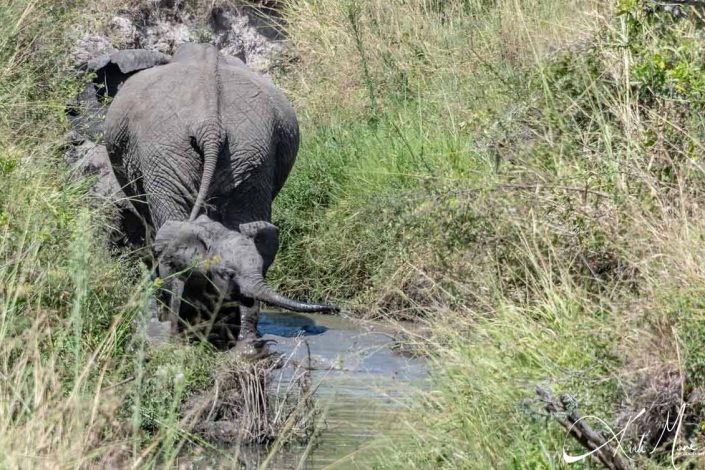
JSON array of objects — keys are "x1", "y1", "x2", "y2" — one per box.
[{"x1": 153, "y1": 216, "x2": 339, "y2": 313}]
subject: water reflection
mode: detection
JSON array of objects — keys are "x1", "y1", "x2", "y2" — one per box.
[{"x1": 257, "y1": 312, "x2": 329, "y2": 337}]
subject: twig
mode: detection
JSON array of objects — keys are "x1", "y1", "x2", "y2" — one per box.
[
  {"x1": 104, "y1": 376, "x2": 135, "y2": 391},
  {"x1": 536, "y1": 386, "x2": 631, "y2": 470},
  {"x1": 650, "y1": 0, "x2": 705, "y2": 5},
  {"x1": 497, "y1": 183, "x2": 611, "y2": 199},
  {"x1": 206, "y1": 378, "x2": 219, "y2": 422}
]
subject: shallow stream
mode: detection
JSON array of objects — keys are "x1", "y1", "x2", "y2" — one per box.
[{"x1": 209, "y1": 311, "x2": 427, "y2": 469}]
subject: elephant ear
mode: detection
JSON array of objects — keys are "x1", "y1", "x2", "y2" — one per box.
[
  {"x1": 86, "y1": 50, "x2": 170, "y2": 76},
  {"x1": 108, "y1": 49, "x2": 170, "y2": 75},
  {"x1": 239, "y1": 221, "x2": 279, "y2": 272},
  {"x1": 84, "y1": 49, "x2": 170, "y2": 100},
  {"x1": 154, "y1": 221, "x2": 210, "y2": 273}
]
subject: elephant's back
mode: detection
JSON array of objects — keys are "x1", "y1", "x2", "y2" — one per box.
[
  {"x1": 217, "y1": 61, "x2": 297, "y2": 128},
  {"x1": 106, "y1": 61, "x2": 213, "y2": 136},
  {"x1": 104, "y1": 61, "x2": 214, "y2": 226},
  {"x1": 106, "y1": 58, "x2": 293, "y2": 139}
]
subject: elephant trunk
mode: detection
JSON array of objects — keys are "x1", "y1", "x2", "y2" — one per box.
[{"x1": 238, "y1": 276, "x2": 339, "y2": 313}]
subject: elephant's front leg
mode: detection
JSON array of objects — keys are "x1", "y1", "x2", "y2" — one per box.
[
  {"x1": 238, "y1": 297, "x2": 260, "y2": 342},
  {"x1": 145, "y1": 273, "x2": 175, "y2": 345},
  {"x1": 235, "y1": 298, "x2": 273, "y2": 360},
  {"x1": 158, "y1": 261, "x2": 184, "y2": 336},
  {"x1": 169, "y1": 277, "x2": 185, "y2": 335}
]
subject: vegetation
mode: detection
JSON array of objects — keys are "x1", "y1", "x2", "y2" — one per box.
[
  {"x1": 0, "y1": 1, "x2": 222, "y2": 466},
  {"x1": 4, "y1": 0, "x2": 705, "y2": 467},
  {"x1": 273, "y1": 0, "x2": 705, "y2": 467}
]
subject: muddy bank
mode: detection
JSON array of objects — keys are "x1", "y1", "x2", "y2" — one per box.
[
  {"x1": 180, "y1": 351, "x2": 315, "y2": 448},
  {"x1": 74, "y1": 1, "x2": 287, "y2": 72}
]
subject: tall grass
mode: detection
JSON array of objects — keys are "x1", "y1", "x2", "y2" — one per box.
[
  {"x1": 272, "y1": 0, "x2": 605, "y2": 308},
  {"x1": 5, "y1": 0, "x2": 705, "y2": 466},
  {"x1": 0, "y1": 1, "x2": 220, "y2": 466},
  {"x1": 273, "y1": 0, "x2": 705, "y2": 467}
]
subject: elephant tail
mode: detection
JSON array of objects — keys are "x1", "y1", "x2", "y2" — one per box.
[
  {"x1": 190, "y1": 48, "x2": 222, "y2": 222},
  {"x1": 189, "y1": 126, "x2": 221, "y2": 221}
]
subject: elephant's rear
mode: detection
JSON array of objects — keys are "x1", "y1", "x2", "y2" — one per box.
[
  {"x1": 105, "y1": 61, "x2": 215, "y2": 226},
  {"x1": 215, "y1": 59, "x2": 301, "y2": 204},
  {"x1": 104, "y1": 44, "x2": 300, "y2": 230}
]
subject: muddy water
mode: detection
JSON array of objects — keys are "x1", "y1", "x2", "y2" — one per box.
[{"x1": 239, "y1": 311, "x2": 427, "y2": 469}]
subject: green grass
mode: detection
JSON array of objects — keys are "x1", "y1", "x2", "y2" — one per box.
[
  {"x1": 0, "y1": 1, "x2": 220, "y2": 465},
  {"x1": 272, "y1": 0, "x2": 607, "y2": 307},
  {"x1": 5, "y1": 0, "x2": 705, "y2": 467},
  {"x1": 270, "y1": 0, "x2": 705, "y2": 467}
]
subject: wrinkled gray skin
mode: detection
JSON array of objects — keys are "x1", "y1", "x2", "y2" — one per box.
[{"x1": 104, "y1": 43, "x2": 338, "y2": 350}]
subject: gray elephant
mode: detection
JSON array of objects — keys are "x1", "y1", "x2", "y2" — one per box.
[{"x1": 104, "y1": 43, "x2": 338, "y2": 352}]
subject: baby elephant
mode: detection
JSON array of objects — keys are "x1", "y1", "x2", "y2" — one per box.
[
  {"x1": 154, "y1": 216, "x2": 336, "y2": 343},
  {"x1": 104, "y1": 43, "x2": 338, "y2": 353}
]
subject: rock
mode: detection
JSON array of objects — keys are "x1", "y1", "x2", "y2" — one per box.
[
  {"x1": 69, "y1": 142, "x2": 126, "y2": 206},
  {"x1": 73, "y1": 33, "x2": 116, "y2": 66},
  {"x1": 66, "y1": 82, "x2": 106, "y2": 141},
  {"x1": 63, "y1": 130, "x2": 85, "y2": 146},
  {"x1": 662, "y1": 5, "x2": 688, "y2": 19},
  {"x1": 146, "y1": 316, "x2": 173, "y2": 346},
  {"x1": 108, "y1": 16, "x2": 139, "y2": 48},
  {"x1": 68, "y1": 141, "x2": 105, "y2": 171},
  {"x1": 211, "y1": 8, "x2": 285, "y2": 72},
  {"x1": 140, "y1": 20, "x2": 193, "y2": 54}
]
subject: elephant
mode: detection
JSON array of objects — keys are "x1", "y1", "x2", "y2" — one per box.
[{"x1": 104, "y1": 43, "x2": 338, "y2": 352}]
